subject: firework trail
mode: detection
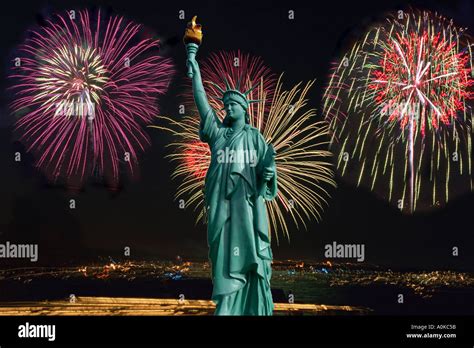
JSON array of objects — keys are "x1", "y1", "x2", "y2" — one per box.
[
  {"x1": 9, "y1": 9, "x2": 174, "y2": 187},
  {"x1": 323, "y1": 11, "x2": 474, "y2": 212},
  {"x1": 155, "y1": 51, "x2": 335, "y2": 242}
]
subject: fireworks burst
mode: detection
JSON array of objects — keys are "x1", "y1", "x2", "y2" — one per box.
[
  {"x1": 155, "y1": 51, "x2": 335, "y2": 242},
  {"x1": 323, "y1": 11, "x2": 474, "y2": 212},
  {"x1": 9, "y1": 9, "x2": 174, "y2": 187}
]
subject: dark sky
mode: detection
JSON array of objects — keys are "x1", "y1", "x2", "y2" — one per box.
[{"x1": 0, "y1": 0, "x2": 473, "y2": 271}]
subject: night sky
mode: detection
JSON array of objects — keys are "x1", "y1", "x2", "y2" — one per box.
[{"x1": 0, "y1": 0, "x2": 473, "y2": 271}]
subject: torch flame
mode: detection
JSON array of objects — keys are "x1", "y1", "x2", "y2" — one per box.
[{"x1": 183, "y1": 15, "x2": 203, "y2": 45}]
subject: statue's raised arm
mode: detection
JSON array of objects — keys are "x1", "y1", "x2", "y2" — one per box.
[
  {"x1": 187, "y1": 57, "x2": 222, "y2": 144},
  {"x1": 187, "y1": 58, "x2": 212, "y2": 123},
  {"x1": 184, "y1": 16, "x2": 221, "y2": 144}
]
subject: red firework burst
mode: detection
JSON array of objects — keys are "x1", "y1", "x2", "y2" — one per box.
[
  {"x1": 184, "y1": 140, "x2": 210, "y2": 179},
  {"x1": 369, "y1": 30, "x2": 474, "y2": 137},
  {"x1": 323, "y1": 11, "x2": 474, "y2": 212}
]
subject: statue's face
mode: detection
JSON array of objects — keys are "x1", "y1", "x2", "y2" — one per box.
[{"x1": 224, "y1": 101, "x2": 246, "y2": 123}]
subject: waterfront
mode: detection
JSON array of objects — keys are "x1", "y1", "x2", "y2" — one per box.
[{"x1": 0, "y1": 259, "x2": 472, "y2": 315}]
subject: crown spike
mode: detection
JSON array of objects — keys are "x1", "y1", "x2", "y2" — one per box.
[
  {"x1": 209, "y1": 95, "x2": 224, "y2": 101},
  {"x1": 235, "y1": 75, "x2": 242, "y2": 90},
  {"x1": 244, "y1": 82, "x2": 261, "y2": 96},
  {"x1": 207, "y1": 81, "x2": 226, "y2": 94},
  {"x1": 223, "y1": 75, "x2": 232, "y2": 91}
]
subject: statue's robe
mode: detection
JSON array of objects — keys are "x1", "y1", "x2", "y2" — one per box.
[{"x1": 200, "y1": 109, "x2": 278, "y2": 315}]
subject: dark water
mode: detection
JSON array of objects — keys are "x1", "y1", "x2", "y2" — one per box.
[{"x1": 0, "y1": 260, "x2": 473, "y2": 315}]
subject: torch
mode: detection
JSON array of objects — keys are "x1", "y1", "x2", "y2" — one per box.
[
  {"x1": 258, "y1": 144, "x2": 276, "y2": 198},
  {"x1": 183, "y1": 16, "x2": 203, "y2": 79}
]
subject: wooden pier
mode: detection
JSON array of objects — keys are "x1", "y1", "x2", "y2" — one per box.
[{"x1": 0, "y1": 296, "x2": 371, "y2": 316}]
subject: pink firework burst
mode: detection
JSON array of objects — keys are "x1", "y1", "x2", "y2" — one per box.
[
  {"x1": 182, "y1": 50, "x2": 277, "y2": 128},
  {"x1": 10, "y1": 9, "x2": 174, "y2": 187}
]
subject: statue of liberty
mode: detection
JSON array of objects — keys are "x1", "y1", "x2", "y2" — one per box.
[{"x1": 184, "y1": 19, "x2": 278, "y2": 316}]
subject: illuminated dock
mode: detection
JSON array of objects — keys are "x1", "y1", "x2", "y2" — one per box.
[{"x1": 0, "y1": 296, "x2": 371, "y2": 316}]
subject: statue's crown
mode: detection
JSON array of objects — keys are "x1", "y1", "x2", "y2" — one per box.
[{"x1": 208, "y1": 76, "x2": 261, "y2": 109}]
